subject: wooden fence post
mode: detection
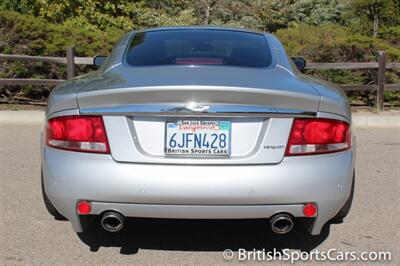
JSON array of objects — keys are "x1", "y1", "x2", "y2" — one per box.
[
  {"x1": 66, "y1": 47, "x2": 76, "y2": 79},
  {"x1": 376, "y1": 51, "x2": 386, "y2": 111}
]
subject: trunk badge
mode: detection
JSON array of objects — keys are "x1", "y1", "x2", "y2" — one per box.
[{"x1": 184, "y1": 104, "x2": 210, "y2": 112}]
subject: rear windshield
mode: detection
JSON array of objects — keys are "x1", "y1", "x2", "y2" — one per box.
[{"x1": 125, "y1": 29, "x2": 272, "y2": 68}]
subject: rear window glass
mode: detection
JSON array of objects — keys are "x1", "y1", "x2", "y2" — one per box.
[{"x1": 125, "y1": 29, "x2": 272, "y2": 68}]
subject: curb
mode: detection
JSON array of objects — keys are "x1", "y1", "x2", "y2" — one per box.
[
  {"x1": 0, "y1": 111, "x2": 45, "y2": 125},
  {"x1": 0, "y1": 111, "x2": 399, "y2": 128},
  {"x1": 352, "y1": 113, "x2": 400, "y2": 128}
]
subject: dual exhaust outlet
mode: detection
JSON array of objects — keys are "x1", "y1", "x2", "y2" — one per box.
[
  {"x1": 100, "y1": 211, "x2": 125, "y2": 232},
  {"x1": 100, "y1": 211, "x2": 293, "y2": 234},
  {"x1": 269, "y1": 213, "x2": 294, "y2": 234}
]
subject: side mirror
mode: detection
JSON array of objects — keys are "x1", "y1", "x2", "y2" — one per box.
[
  {"x1": 93, "y1": 56, "x2": 107, "y2": 67},
  {"x1": 291, "y1": 57, "x2": 306, "y2": 70}
]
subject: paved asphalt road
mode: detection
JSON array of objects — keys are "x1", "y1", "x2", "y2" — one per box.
[{"x1": 1, "y1": 125, "x2": 399, "y2": 265}]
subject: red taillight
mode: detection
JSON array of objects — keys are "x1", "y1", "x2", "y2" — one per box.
[
  {"x1": 46, "y1": 115, "x2": 110, "y2": 154},
  {"x1": 285, "y1": 118, "x2": 351, "y2": 156},
  {"x1": 303, "y1": 203, "x2": 318, "y2": 217},
  {"x1": 76, "y1": 201, "x2": 91, "y2": 215}
]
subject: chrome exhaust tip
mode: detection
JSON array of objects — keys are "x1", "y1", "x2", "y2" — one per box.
[
  {"x1": 270, "y1": 213, "x2": 294, "y2": 234},
  {"x1": 100, "y1": 211, "x2": 125, "y2": 232}
]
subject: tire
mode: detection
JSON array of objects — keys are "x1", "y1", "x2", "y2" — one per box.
[
  {"x1": 41, "y1": 172, "x2": 66, "y2": 220},
  {"x1": 331, "y1": 172, "x2": 355, "y2": 223}
]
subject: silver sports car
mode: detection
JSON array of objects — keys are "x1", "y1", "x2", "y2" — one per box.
[{"x1": 41, "y1": 27, "x2": 355, "y2": 235}]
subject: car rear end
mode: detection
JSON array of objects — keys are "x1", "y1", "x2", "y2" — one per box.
[
  {"x1": 41, "y1": 28, "x2": 355, "y2": 235},
  {"x1": 43, "y1": 113, "x2": 354, "y2": 235}
]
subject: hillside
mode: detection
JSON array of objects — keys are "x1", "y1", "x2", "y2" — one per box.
[{"x1": 0, "y1": 0, "x2": 399, "y2": 105}]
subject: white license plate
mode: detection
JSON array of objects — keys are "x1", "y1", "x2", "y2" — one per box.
[{"x1": 165, "y1": 120, "x2": 231, "y2": 157}]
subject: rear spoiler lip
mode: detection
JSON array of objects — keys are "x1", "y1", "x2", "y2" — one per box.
[{"x1": 79, "y1": 104, "x2": 317, "y2": 118}]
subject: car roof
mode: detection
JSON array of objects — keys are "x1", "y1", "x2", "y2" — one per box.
[{"x1": 134, "y1": 26, "x2": 266, "y2": 35}]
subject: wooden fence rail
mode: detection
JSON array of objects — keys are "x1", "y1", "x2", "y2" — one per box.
[
  {"x1": 1, "y1": 47, "x2": 399, "y2": 111},
  {"x1": 306, "y1": 62, "x2": 400, "y2": 70},
  {"x1": 0, "y1": 53, "x2": 93, "y2": 65}
]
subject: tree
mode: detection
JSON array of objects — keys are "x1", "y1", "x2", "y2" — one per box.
[
  {"x1": 289, "y1": 0, "x2": 345, "y2": 25},
  {"x1": 348, "y1": 0, "x2": 398, "y2": 37},
  {"x1": 196, "y1": 0, "x2": 218, "y2": 25},
  {"x1": 0, "y1": 0, "x2": 41, "y2": 15}
]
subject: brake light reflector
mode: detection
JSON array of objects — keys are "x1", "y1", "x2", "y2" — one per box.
[
  {"x1": 46, "y1": 115, "x2": 110, "y2": 154},
  {"x1": 303, "y1": 203, "x2": 318, "y2": 217},
  {"x1": 77, "y1": 201, "x2": 91, "y2": 215},
  {"x1": 285, "y1": 118, "x2": 351, "y2": 156}
]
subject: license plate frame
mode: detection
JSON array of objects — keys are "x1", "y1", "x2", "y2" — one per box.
[{"x1": 164, "y1": 120, "x2": 231, "y2": 157}]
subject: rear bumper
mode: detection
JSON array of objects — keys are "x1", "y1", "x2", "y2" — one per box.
[
  {"x1": 42, "y1": 146, "x2": 355, "y2": 235},
  {"x1": 88, "y1": 202, "x2": 307, "y2": 219}
]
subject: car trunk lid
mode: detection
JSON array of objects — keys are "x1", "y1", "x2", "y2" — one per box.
[
  {"x1": 77, "y1": 66, "x2": 320, "y2": 164},
  {"x1": 77, "y1": 65, "x2": 320, "y2": 111}
]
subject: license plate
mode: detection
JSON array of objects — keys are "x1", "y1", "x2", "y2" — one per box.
[{"x1": 165, "y1": 120, "x2": 231, "y2": 157}]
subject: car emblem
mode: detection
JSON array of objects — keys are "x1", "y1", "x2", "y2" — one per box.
[{"x1": 184, "y1": 104, "x2": 211, "y2": 112}]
